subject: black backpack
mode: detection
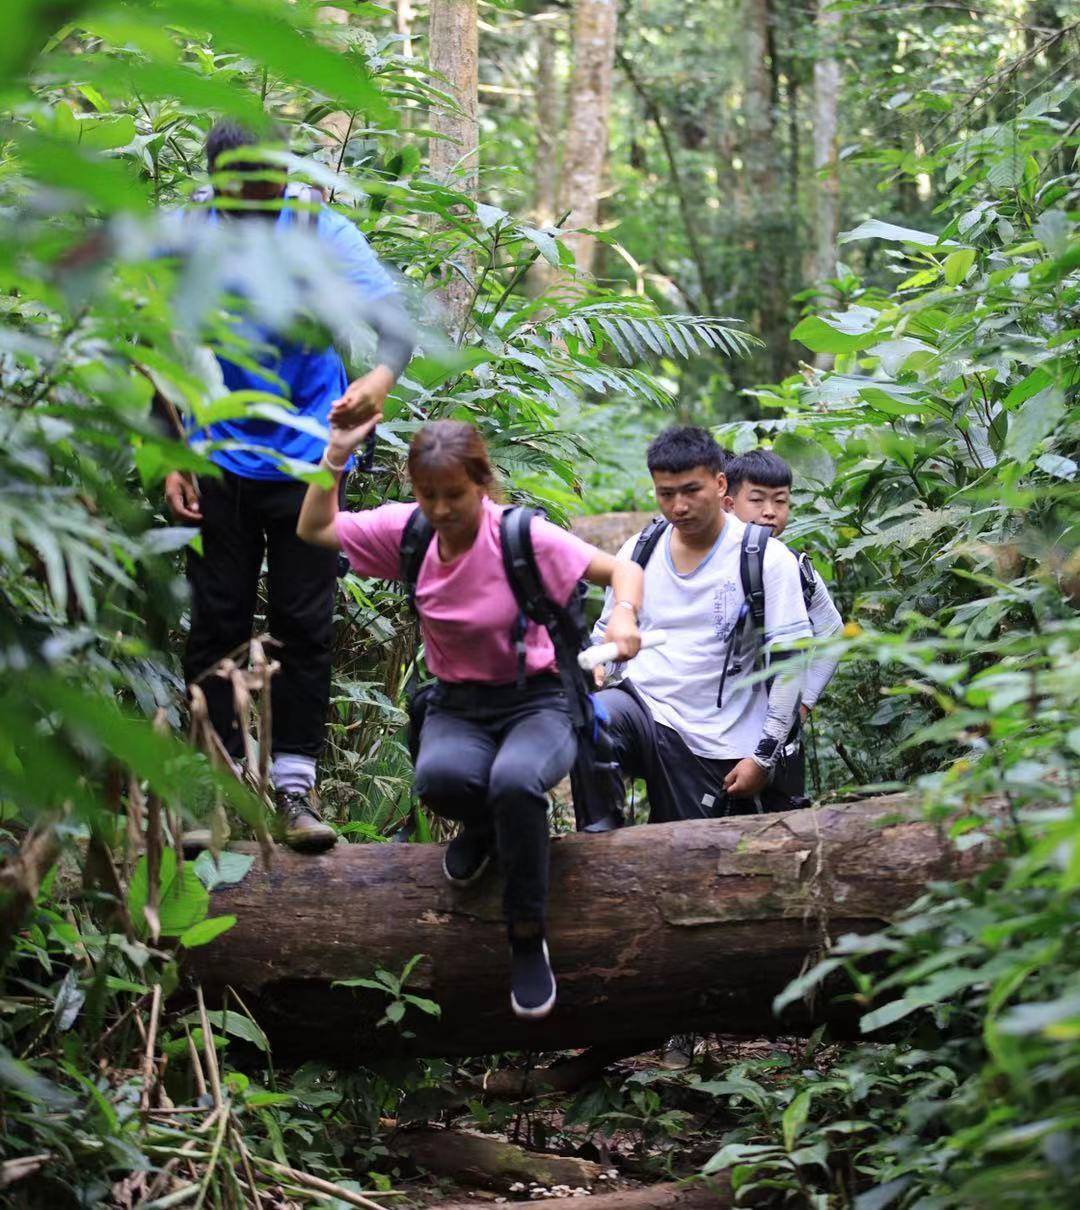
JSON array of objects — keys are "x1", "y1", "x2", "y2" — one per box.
[{"x1": 398, "y1": 505, "x2": 623, "y2": 833}]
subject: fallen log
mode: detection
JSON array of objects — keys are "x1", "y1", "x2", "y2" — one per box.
[
  {"x1": 185, "y1": 794, "x2": 992, "y2": 1061},
  {"x1": 391, "y1": 1127, "x2": 602, "y2": 1192},
  {"x1": 569, "y1": 511, "x2": 654, "y2": 554},
  {"x1": 427, "y1": 1179, "x2": 728, "y2": 1209}
]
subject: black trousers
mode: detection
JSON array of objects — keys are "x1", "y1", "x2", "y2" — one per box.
[
  {"x1": 182, "y1": 470, "x2": 340, "y2": 760},
  {"x1": 594, "y1": 682, "x2": 794, "y2": 822},
  {"x1": 413, "y1": 676, "x2": 577, "y2": 927}
]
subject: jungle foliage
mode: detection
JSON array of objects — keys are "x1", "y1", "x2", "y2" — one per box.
[{"x1": 0, "y1": 0, "x2": 1076, "y2": 1206}]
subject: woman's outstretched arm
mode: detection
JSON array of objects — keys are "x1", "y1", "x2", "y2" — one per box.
[
  {"x1": 584, "y1": 551, "x2": 644, "y2": 661},
  {"x1": 296, "y1": 413, "x2": 382, "y2": 549}
]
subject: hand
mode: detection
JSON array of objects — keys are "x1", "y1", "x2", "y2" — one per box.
[
  {"x1": 328, "y1": 365, "x2": 395, "y2": 427},
  {"x1": 800, "y1": 703, "x2": 809, "y2": 725},
  {"x1": 593, "y1": 664, "x2": 605, "y2": 689},
  {"x1": 325, "y1": 411, "x2": 383, "y2": 469},
  {"x1": 164, "y1": 472, "x2": 201, "y2": 524},
  {"x1": 602, "y1": 607, "x2": 642, "y2": 662},
  {"x1": 723, "y1": 757, "x2": 770, "y2": 798}
]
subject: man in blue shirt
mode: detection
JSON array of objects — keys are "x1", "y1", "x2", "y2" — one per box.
[{"x1": 162, "y1": 120, "x2": 413, "y2": 851}]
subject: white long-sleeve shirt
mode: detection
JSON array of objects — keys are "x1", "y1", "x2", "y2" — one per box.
[{"x1": 800, "y1": 560, "x2": 843, "y2": 709}]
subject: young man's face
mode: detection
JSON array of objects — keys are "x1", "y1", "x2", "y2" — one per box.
[
  {"x1": 726, "y1": 481, "x2": 791, "y2": 536},
  {"x1": 651, "y1": 466, "x2": 727, "y2": 540}
]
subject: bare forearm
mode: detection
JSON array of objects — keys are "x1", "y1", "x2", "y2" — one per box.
[
  {"x1": 297, "y1": 462, "x2": 345, "y2": 549},
  {"x1": 609, "y1": 560, "x2": 644, "y2": 613}
]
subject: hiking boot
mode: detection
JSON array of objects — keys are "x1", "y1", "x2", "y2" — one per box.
[
  {"x1": 442, "y1": 828, "x2": 494, "y2": 886},
  {"x1": 659, "y1": 1033, "x2": 696, "y2": 1070},
  {"x1": 509, "y1": 934, "x2": 557, "y2": 1020},
  {"x1": 274, "y1": 789, "x2": 336, "y2": 853}
]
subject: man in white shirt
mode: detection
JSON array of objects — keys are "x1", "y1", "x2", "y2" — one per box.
[{"x1": 592, "y1": 427, "x2": 812, "y2": 820}]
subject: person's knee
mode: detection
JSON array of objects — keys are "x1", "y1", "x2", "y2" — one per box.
[{"x1": 414, "y1": 749, "x2": 486, "y2": 809}]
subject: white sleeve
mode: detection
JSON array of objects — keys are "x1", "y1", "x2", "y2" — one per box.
[
  {"x1": 755, "y1": 544, "x2": 812, "y2": 766},
  {"x1": 803, "y1": 567, "x2": 843, "y2": 708}
]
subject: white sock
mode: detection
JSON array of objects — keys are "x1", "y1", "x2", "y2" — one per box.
[{"x1": 271, "y1": 754, "x2": 317, "y2": 794}]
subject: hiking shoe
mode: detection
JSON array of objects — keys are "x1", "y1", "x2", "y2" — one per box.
[
  {"x1": 442, "y1": 829, "x2": 494, "y2": 886},
  {"x1": 274, "y1": 789, "x2": 336, "y2": 853},
  {"x1": 659, "y1": 1033, "x2": 696, "y2": 1070},
  {"x1": 510, "y1": 936, "x2": 557, "y2": 1020}
]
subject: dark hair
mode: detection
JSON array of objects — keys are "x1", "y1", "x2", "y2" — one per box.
[
  {"x1": 205, "y1": 119, "x2": 284, "y2": 174},
  {"x1": 408, "y1": 420, "x2": 496, "y2": 489},
  {"x1": 726, "y1": 449, "x2": 793, "y2": 493},
  {"x1": 646, "y1": 426, "x2": 726, "y2": 475}
]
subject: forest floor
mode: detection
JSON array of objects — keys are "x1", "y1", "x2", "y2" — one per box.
[{"x1": 396, "y1": 1035, "x2": 820, "y2": 1206}]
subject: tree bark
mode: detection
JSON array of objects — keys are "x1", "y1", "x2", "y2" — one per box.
[
  {"x1": 741, "y1": 0, "x2": 791, "y2": 379},
  {"x1": 184, "y1": 795, "x2": 994, "y2": 1062},
  {"x1": 569, "y1": 510, "x2": 654, "y2": 553},
  {"x1": 428, "y1": 0, "x2": 479, "y2": 334},
  {"x1": 533, "y1": 11, "x2": 563, "y2": 226},
  {"x1": 556, "y1": 0, "x2": 618, "y2": 278},
  {"x1": 811, "y1": 0, "x2": 841, "y2": 292}
]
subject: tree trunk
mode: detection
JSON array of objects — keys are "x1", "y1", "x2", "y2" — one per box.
[
  {"x1": 556, "y1": 0, "x2": 618, "y2": 278},
  {"x1": 397, "y1": 0, "x2": 414, "y2": 59},
  {"x1": 428, "y1": 0, "x2": 479, "y2": 334},
  {"x1": 533, "y1": 11, "x2": 563, "y2": 226},
  {"x1": 811, "y1": 0, "x2": 841, "y2": 291},
  {"x1": 741, "y1": 0, "x2": 790, "y2": 378},
  {"x1": 185, "y1": 795, "x2": 994, "y2": 1062}
]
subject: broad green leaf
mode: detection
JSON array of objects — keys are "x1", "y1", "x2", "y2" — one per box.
[
  {"x1": 179, "y1": 915, "x2": 237, "y2": 948},
  {"x1": 1004, "y1": 388, "x2": 1065, "y2": 463},
  {"x1": 839, "y1": 219, "x2": 946, "y2": 247},
  {"x1": 943, "y1": 247, "x2": 975, "y2": 286},
  {"x1": 782, "y1": 1088, "x2": 812, "y2": 1151},
  {"x1": 193, "y1": 850, "x2": 255, "y2": 891},
  {"x1": 774, "y1": 433, "x2": 835, "y2": 485},
  {"x1": 860, "y1": 997, "x2": 923, "y2": 1033},
  {"x1": 128, "y1": 849, "x2": 210, "y2": 937},
  {"x1": 179, "y1": 1008, "x2": 269, "y2": 1052}
]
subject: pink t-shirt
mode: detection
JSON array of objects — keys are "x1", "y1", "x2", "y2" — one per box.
[{"x1": 335, "y1": 496, "x2": 598, "y2": 684}]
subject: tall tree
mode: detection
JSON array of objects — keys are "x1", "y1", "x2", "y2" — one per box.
[
  {"x1": 557, "y1": 0, "x2": 618, "y2": 277},
  {"x1": 533, "y1": 9, "x2": 562, "y2": 226},
  {"x1": 429, "y1": 0, "x2": 479, "y2": 333},
  {"x1": 811, "y1": 1, "x2": 841, "y2": 304},
  {"x1": 741, "y1": 0, "x2": 790, "y2": 379}
]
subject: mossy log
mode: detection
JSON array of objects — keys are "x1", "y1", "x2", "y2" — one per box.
[
  {"x1": 183, "y1": 795, "x2": 992, "y2": 1061},
  {"x1": 391, "y1": 1127, "x2": 603, "y2": 1192}
]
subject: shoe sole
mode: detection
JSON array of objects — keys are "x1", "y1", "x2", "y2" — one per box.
[
  {"x1": 285, "y1": 829, "x2": 337, "y2": 853},
  {"x1": 511, "y1": 941, "x2": 557, "y2": 1020},
  {"x1": 442, "y1": 849, "x2": 492, "y2": 887}
]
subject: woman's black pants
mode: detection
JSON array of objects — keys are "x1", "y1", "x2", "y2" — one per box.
[{"x1": 413, "y1": 675, "x2": 577, "y2": 928}]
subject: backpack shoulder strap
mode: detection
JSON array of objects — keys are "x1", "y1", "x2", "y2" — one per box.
[
  {"x1": 499, "y1": 506, "x2": 551, "y2": 626},
  {"x1": 284, "y1": 181, "x2": 322, "y2": 228},
  {"x1": 797, "y1": 550, "x2": 817, "y2": 610},
  {"x1": 630, "y1": 516, "x2": 670, "y2": 568},
  {"x1": 399, "y1": 507, "x2": 435, "y2": 614},
  {"x1": 739, "y1": 523, "x2": 770, "y2": 633}
]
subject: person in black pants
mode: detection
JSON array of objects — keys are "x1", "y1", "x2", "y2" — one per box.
[
  {"x1": 162, "y1": 120, "x2": 413, "y2": 851},
  {"x1": 297, "y1": 416, "x2": 643, "y2": 1020}
]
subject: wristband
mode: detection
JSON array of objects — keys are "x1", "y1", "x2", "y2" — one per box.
[
  {"x1": 614, "y1": 600, "x2": 639, "y2": 619},
  {"x1": 322, "y1": 451, "x2": 349, "y2": 474}
]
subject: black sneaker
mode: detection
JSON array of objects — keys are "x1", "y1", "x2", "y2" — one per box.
[
  {"x1": 659, "y1": 1033, "x2": 696, "y2": 1070},
  {"x1": 274, "y1": 789, "x2": 336, "y2": 853},
  {"x1": 442, "y1": 829, "x2": 493, "y2": 886},
  {"x1": 510, "y1": 936, "x2": 557, "y2": 1020}
]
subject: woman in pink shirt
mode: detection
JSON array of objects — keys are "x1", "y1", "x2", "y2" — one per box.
[{"x1": 298, "y1": 414, "x2": 643, "y2": 1020}]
